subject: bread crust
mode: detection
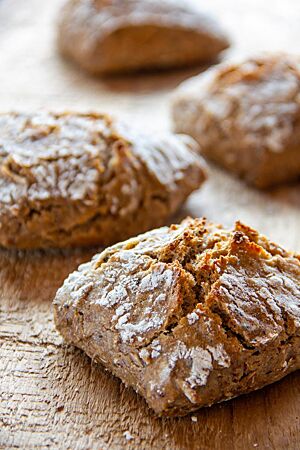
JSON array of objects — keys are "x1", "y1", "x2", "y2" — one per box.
[
  {"x1": 172, "y1": 53, "x2": 300, "y2": 188},
  {"x1": 54, "y1": 217, "x2": 300, "y2": 416},
  {"x1": 0, "y1": 112, "x2": 206, "y2": 249},
  {"x1": 58, "y1": 0, "x2": 229, "y2": 75}
]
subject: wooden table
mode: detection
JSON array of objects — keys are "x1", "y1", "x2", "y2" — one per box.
[{"x1": 0, "y1": 1, "x2": 299, "y2": 448}]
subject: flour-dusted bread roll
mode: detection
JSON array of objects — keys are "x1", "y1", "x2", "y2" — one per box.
[
  {"x1": 54, "y1": 217, "x2": 300, "y2": 416},
  {"x1": 172, "y1": 54, "x2": 300, "y2": 188},
  {"x1": 0, "y1": 112, "x2": 206, "y2": 249},
  {"x1": 58, "y1": 0, "x2": 229, "y2": 75}
]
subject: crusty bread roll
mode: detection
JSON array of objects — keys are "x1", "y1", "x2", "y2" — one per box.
[
  {"x1": 0, "y1": 112, "x2": 206, "y2": 248},
  {"x1": 54, "y1": 217, "x2": 300, "y2": 416},
  {"x1": 58, "y1": 0, "x2": 229, "y2": 75},
  {"x1": 172, "y1": 53, "x2": 300, "y2": 188}
]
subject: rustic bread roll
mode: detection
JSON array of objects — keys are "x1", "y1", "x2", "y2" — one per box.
[
  {"x1": 0, "y1": 112, "x2": 206, "y2": 249},
  {"x1": 172, "y1": 53, "x2": 300, "y2": 188},
  {"x1": 54, "y1": 217, "x2": 300, "y2": 417},
  {"x1": 57, "y1": 0, "x2": 230, "y2": 75}
]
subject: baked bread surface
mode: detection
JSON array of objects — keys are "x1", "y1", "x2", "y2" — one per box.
[
  {"x1": 0, "y1": 112, "x2": 206, "y2": 249},
  {"x1": 58, "y1": 0, "x2": 229, "y2": 74},
  {"x1": 54, "y1": 217, "x2": 300, "y2": 416},
  {"x1": 172, "y1": 53, "x2": 300, "y2": 188}
]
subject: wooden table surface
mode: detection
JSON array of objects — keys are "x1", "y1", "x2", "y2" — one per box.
[{"x1": 0, "y1": 1, "x2": 299, "y2": 449}]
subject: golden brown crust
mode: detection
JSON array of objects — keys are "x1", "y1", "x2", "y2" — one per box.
[
  {"x1": 53, "y1": 217, "x2": 300, "y2": 416},
  {"x1": 0, "y1": 112, "x2": 206, "y2": 249},
  {"x1": 58, "y1": 0, "x2": 229, "y2": 75},
  {"x1": 172, "y1": 53, "x2": 300, "y2": 188}
]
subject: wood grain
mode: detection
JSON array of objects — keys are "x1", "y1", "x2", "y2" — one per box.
[{"x1": 0, "y1": 0, "x2": 299, "y2": 448}]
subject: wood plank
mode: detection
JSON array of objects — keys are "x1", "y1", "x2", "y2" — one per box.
[{"x1": 0, "y1": 0, "x2": 299, "y2": 448}]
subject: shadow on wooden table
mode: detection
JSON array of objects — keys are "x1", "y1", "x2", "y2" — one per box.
[
  {"x1": 57, "y1": 52, "x2": 218, "y2": 96},
  {"x1": 268, "y1": 181, "x2": 300, "y2": 208},
  {"x1": 98, "y1": 63, "x2": 212, "y2": 94},
  {"x1": 0, "y1": 247, "x2": 97, "y2": 303},
  {"x1": 203, "y1": 162, "x2": 300, "y2": 211}
]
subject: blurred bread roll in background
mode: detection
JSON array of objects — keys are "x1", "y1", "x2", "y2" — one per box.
[
  {"x1": 58, "y1": 0, "x2": 230, "y2": 75},
  {"x1": 172, "y1": 53, "x2": 300, "y2": 189}
]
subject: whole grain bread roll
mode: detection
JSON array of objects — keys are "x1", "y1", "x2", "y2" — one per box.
[
  {"x1": 58, "y1": 0, "x2": 229, "y2": 75},
  {"x1": 0, "y1": 112, "x2": 206, "y2": 249},
  {"x1": 172, "y1": 53, "x2": 300, "y2": 188},
  {"x1": 54, "y1": 217, "x2": 300, "y2": 416}
]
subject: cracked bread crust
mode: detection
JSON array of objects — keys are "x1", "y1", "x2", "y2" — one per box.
[
  {"x1": 58, "y1": 0, "x2": 229, "y2": 75},
  {"x1": 172, "y1": 53, "x2": 300, "y2": 188},
  {"x1": 53, "y1": 217, "x2": 300, "y2": 416},
  {"x1": 0, "y1": 112, "x2": 206, "y2": 249}
]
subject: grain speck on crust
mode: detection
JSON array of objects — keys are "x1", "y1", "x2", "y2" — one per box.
[{"x1": 123, "y1": 430, "x2": 134, "y2": 441}]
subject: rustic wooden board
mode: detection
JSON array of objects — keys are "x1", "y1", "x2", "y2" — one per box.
[{"x1": 0, "y1": 1, "x2": 299, "y2": 448}]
